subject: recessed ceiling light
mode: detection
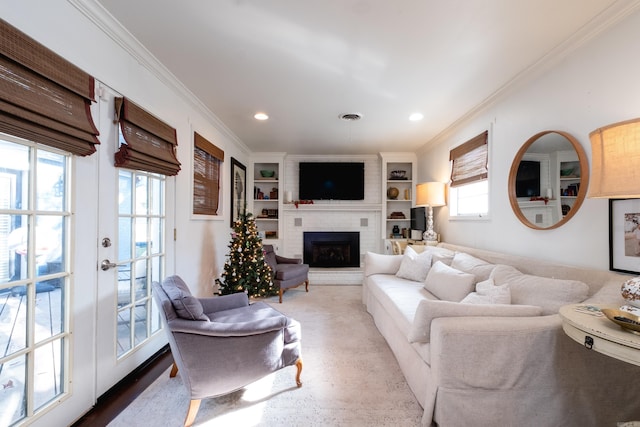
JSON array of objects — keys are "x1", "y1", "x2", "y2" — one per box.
[
  {"x1": 254, "y1": 112, "x2": 269, "y2": 120},
  {"x1": 409, "y1": 113, "x2": 424, "y2": 121}
]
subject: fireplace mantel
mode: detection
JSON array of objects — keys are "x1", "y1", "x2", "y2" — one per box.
[{"x1": 282, "y1": 203, "x2": 382, "y2": 212}]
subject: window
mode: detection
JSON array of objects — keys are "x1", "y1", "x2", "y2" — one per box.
[
  {"x1": 449, "y1": 131, "x2": 489, "y2": 218},
  {"x1": 193, "y1": 132, "x2": 224, "y2": 216}
]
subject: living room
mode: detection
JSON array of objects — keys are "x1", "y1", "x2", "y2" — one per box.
[{"x1": 3, "y1": 1, "x2": 640, "y2": 426}]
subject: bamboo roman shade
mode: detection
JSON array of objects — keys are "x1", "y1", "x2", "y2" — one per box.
[
  {"x1": 193, "y1": 132, "x2": 224, "y2": 215},
  {"x1": 0, "y1": 19, "x2": 100, "y2": 156},
  {"x1": 114, "y1": 97, "x2": 181, "y2": 176},
  {"x1": 449, "y1": 130, "x2": 488, "y2": 187}
]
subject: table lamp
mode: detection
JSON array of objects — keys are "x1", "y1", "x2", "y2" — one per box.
[
  {"x1": 415, "y1": 182, "x2": 446, "y2": 242},
  {"x1": 589, "y1": 117, "x2": 640, "y2": 308}
]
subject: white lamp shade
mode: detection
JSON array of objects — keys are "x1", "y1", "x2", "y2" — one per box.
[
  {"x1": 416, "y1": 182, "x2": 446, "y2": 207},
  {"x1": 589, "y1": 117, "x2": 640, "y2": 198}
]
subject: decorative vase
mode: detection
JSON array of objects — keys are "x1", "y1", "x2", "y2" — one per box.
[{"x1": 621, "y1": 276, "x2": 640, "y2": 308}]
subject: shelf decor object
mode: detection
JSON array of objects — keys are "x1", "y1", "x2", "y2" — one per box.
[{"x1": 415, "y1": 181, "x2": 446, "y2": 242}]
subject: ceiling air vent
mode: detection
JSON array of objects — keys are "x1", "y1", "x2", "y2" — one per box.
[{"x1": 339, "y1": 113, "x2": 363, "y2": 121}]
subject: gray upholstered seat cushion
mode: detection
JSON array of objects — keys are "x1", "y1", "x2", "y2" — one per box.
[
  {"x1": 274, "y1": 263, "x2": 309, "y2": 280},
  {"x1": 161, "y1": 275, "x2": 208, "y2": 321}
]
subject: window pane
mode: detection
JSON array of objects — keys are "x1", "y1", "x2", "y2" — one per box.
[
  {"x1": 34, "y1": 285, "x2": 64, "y2": 343},
  {"x1": 118, "y1": 170, "x2": 133, "y2": 215},
  {"x1": 451, "y1": 180, "x2": 489, "y2": 216},
  {"x1": 150, "y1": 218, "x2": 162, "y2": 255},
  {"x1": 117, "y1": 307, "x2": 133, "y2": 357},
  {"x1": 0, "y1": 291, "x2": 27, "y2": 355},
  {"x1": 150, "y1": 175, "x2": 163, "y2": 215},
  {"x1": 36, "y1": 150, "x2": 66, "y2": 212},
  {"x1": 135, "y1": 175, "x2": 148, "y2": 215},
  {"x1": 0, "y1": 353, "x2": 26, "y2": 424},
  {"x1": 118, "y1": 217, "x2": 132, "y2": 261},
  {"x1": 3, "y1": 214, "x2": 28, "y2": 283},
  {"x1": 133, "y1": 301, "x2": 149, "y2": 346},
  {"x1": 117, "y1": 262, "x2": 133, "y2": 307},
  {"x1": 0, "y1": 141, "x2": 29, "y2": 210},
  {"x1": 35, "y1": 216, "x2": 63, "y2": 279},
  {"x1": 33, "y1": 338, "x2": 64, "y2": 411}
]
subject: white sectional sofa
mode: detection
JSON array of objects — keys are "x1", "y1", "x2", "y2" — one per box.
[{"x1": 363, "y1": 243, "x2": 640, "y2": 426}]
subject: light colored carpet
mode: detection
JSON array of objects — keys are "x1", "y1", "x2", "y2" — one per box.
[{"x1": 109, "y1": 285, "x2": 423, "y2": 427}]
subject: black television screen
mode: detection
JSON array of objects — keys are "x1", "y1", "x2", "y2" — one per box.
[
  {"x1": 299, "y1": 162, "x2": 365, "y2": 200},
  {"x1": 515, "y1": 160, "x2": 541, "y2": 197}
]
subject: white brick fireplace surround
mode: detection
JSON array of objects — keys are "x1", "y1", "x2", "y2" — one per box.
[{"x1": 281, "y1": 155, "x2": 382, "y2": 285}]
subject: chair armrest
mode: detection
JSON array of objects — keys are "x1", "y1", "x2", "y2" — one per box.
[
  {"x1": 275, "y1": 254, "x2": 302, "y2": 264},
  {"x1": 168, "y1": 315, "x2": 290, "y2": 337},
  {"x1": 199, "y1": 292, "x2": 249, "y2": 313}
]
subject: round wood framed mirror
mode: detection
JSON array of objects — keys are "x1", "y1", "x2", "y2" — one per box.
[{"x1": 508, "y1": 130, "x2": 589, "y2": 230}]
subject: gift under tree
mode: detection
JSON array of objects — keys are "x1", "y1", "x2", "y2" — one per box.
[{"x1": 219, "y1": 211, "x2": 276, "y2": 298}]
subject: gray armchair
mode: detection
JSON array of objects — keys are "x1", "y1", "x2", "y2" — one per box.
[
  {"x1": 263, "y1": 244, "x2": 309, "y2": 303},
  {"x1": 152, "y1": 275, "x2": 303, "y2": 427}
]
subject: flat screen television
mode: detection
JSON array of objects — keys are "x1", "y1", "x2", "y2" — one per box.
[
  {"x1": 299, "y1": 162, "x2": 365, "y2": 200},
  {"x1": 515, "y1": 160, "x2": 541, "y2": 197}
]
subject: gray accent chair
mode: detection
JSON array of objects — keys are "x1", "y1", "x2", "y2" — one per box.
[
  {"x1": 263, "y1": 244, "x2": 310, "y2": 303},
  {"x1": 152, "y1": 275, "x2": 303, "y2": 427}
]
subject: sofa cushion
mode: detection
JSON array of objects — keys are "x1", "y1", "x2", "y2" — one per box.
[
  {"x1": 490, "y1": 264, "x2": 589, "y2": 315},
  {"x1": 161, "y1": 275, "x2": 209, "y2": 321},
  {"x1": 407, "y1": 299, "x2": 543, "y2": 343},
  {"x1": 461, "y1": 279, "x2": 511, "y2": 304},
  {"x1": 274, "y1": 263, "x2": 309, "y2": 280},
  {"x1": 423, "y1": 246, "x2": 455, "y2": 266},
  {"x1": 367, "y1": 274, "x2": 435, "y2": 338},
  {"x1": 451, "y1": 252, "x2": 496, "y2": 282},
  {"x1": 424, "y1": 261, "x2": 476, "y2": 302},
  {"x1": 396, "y1": 246, "x2": 433, "y2": 282}
]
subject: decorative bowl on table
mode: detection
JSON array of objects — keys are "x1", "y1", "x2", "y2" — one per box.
[
  {"x1": 260, "y1": 170, "x2": 275, "y2": 178},
  {"x1": 601, "y1": 307, "x2": 640, "y2": 335}
]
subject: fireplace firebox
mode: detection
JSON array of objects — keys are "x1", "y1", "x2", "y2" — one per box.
[{"x1": 303, "y1": 232, "x2": 360, "y2": 268}]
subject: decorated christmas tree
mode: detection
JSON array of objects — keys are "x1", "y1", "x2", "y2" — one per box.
[{"x1": 219, "y1": 211, "x2": 277, "y2": 298}]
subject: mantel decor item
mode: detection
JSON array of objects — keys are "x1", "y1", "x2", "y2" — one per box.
[
  {"x1": 416, "y1": 182, "x2": 446, "y2": 241},
  {"x1": 387, "y1": 187, "x2": 399, "y2": 200}
]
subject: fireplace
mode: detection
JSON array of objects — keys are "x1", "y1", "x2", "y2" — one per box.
[{"x1": 303, "y1": 232, "x2": 360, "y2": 268}]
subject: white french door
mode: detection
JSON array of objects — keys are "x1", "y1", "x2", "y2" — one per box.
[{"x1": 94, "y1": 86, "x2": 172, "y2": 396}]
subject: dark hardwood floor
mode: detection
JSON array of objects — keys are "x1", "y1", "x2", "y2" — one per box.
[{"x1": 72, "y1": 345, "x2": 173, "y2": 427}]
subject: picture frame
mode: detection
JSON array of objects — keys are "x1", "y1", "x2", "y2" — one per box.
[
  {"x1": 609, "y1": 198, "x2": 640, "y2": 274},
  {"x1": 230, "y1": 157, "x2": 246, "y2": 227}
]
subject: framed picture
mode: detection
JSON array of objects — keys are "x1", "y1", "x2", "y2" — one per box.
[
  {"x1": 230, "y1": 157, "x2": 246, "y2": 227},
  {"x1": 609, "y1": 198, "x2": 640, "y2": 274}
]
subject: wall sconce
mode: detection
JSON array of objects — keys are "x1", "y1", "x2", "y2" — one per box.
[{"x1": 415, "y1": 182, "x2": 446, "y2": 241}]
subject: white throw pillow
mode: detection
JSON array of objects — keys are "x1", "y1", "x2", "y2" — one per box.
[
  {"x1": 396, "y1": 246, "x2": 433, "y2": 282},
  {"x1": 461, "y1": 281, "x2": 511, "y2": 304},
  {"x1": 490, "y1": 264, "x2": 589, "y2": 315},
  {"x1": 422, "y1": 246, "x2": 455, "y2": 266},
  {"x1": 423, "y1": 261, "x2": 476, "y2": 302},
  {"x1": 408, "y1": 299, "x2": 543, "y2": 343},
  {"x1": 451, "y1": 252, "x2": 496, "y2": 282}
]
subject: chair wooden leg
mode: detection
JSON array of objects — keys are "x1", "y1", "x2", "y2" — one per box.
[
  {"x1": 170, "y1": 361, "x2": 179, "y2": 378},
  {"x1": 295, "y1": 358, "x2": 303, "y2": 387},
  {"x1": 184, "y1": 399, "x2": 201, "y2": 427},
  {"x1": 279, "y1": 288, "x2": 284, "y2": 303},
  {"x1": 305, "y1": 279, "x2": 309, "y2": 292}
]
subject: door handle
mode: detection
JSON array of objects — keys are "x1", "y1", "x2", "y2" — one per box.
[{"x1": 100, "y1": 259, "x2": 117, "y2": 271}]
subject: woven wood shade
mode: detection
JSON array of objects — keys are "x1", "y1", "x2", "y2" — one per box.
[
  {"x1": 114, "y1": 97, "x2": 181, "y2": 176},
  {"x1": 0, "y1": 19, "x2": 99, "y2": 156},
  {"x1": 193, "y1": 132, "x2": 224, "y2": 215},
  {"x1": 589, "y1": 117, "x2": 640, "y2": 198},
  {"x1": 449, "y1": 130, "x2": 488, "y2": 187}
]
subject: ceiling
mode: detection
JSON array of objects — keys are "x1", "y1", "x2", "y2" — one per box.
[{"x1": 95, "y1": 0, "x2": 631, "y2": 155}]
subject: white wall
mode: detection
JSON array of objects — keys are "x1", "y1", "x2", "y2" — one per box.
[{"x1": 417, "y1": 7, "x2": 640, "y2": 270}]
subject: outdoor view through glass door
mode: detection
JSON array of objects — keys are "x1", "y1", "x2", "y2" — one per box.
[{"x1": 0, "y1": 137, "x2": 70, "y2": 425}]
